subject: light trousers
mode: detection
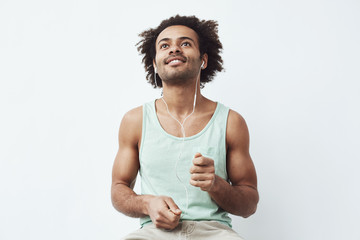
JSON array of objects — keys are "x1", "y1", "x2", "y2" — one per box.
[{"x1": 121, "y1": 221, "x2": 244, "y2": 240}]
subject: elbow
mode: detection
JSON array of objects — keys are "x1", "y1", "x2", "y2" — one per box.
[
  {"x1": 111, "y1": 190, "x2": 118, "y2": 209},
  {"x1": 236, "y1": 201, "x2": 258, "y2": 218},
  {"x1": 110, "y1": 186, "x2": 118, "y2": 210},
  {"x1": 238, "y1": 191, "x2": 259, "y2": 218},
  {"x1": 243, "y1": 192, "x2": 259, "y2": 218},
  {"x1": 111, "y1": 183, "x2": 124, "y2": 212},
  {"x1": 242, "y1": 204, "x2": 257, "y2": 218}
]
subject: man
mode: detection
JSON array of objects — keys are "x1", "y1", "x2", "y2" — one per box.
[{"x1": 111, "y1": 15, "x2": 259, "y2": 239}]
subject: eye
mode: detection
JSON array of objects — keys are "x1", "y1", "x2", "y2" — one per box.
[
  {"x1": 181, "y1": 42, "x2": 191, "y2": 47},
  {"x1": 160, "y1": 43, "x2": 169, "y2": 49}
]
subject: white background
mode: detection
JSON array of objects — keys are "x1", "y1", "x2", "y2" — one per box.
[{"x1": 1, "y1": 0, "x2": 359, "y2": 239}]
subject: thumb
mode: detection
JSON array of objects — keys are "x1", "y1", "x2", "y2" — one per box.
[
  {"x1": 165, "y1": 198, "x2": 182, "y2": 215},
  {"x1": 194, "y1": 152, "x2": 202, "y2": 158}
]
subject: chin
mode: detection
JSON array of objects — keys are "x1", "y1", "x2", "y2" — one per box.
[{"x1": 162, "y1": 69, "x2": 196, "y2": 82}]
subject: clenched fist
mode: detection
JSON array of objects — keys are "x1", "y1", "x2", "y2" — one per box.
[
  {"x1": 189, "y1": 153, "x2": 216, "y2": 191},
  {"x1": 146, "y1": 195, "x2": 182, "y2": 230}
]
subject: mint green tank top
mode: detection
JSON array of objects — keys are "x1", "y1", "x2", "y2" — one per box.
[{"x1": 139, "y1": 100, "x2": 232, "y2": 227}]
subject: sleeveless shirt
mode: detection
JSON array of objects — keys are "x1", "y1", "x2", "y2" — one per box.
[{"x1": 139, "y1": 100, "x2": 232, "y2": 227}]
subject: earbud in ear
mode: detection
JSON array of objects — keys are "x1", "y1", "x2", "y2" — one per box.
[
  {"x1": 201, "y1": 61, "x2": 205, "y2": 69},
  {"x1": 153, "y1": 65, "x2": 158, "y2": 88}
]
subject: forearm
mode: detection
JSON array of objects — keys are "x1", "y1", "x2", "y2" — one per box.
[
  {"x1": 111, "y1": 183, "x2": 152, "y2": 218},
  {"x1": 208, "y1": 175, "x2": 259, "y2": 217}
]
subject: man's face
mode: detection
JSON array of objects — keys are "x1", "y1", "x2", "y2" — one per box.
[{"x1": 154, "y1": 25, "x2": 204, "y2": 85}]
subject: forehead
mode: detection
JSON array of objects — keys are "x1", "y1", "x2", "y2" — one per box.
[{"x1": 156, "y1": 25, "x2": 199, "y2": 45}]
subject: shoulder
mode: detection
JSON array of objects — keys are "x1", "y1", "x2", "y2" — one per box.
[
  {"x1": 226, "y1": 109, "x2": 250, "y2": 149},
  {"x1": 118, "y1": 106, "x2": 143, "y2": 145},
  {"x1": 121, "y1": 105, "x2": 143, "y2": 125},
  {"x1": 227, "y1": 109, "x2": 247, "y2": 129}
]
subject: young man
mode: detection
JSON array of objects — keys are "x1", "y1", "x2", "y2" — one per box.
[{"x1": 111, "y1": 15, "x2": 259, "y2": 239}]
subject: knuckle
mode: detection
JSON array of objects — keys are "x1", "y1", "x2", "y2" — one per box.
[
  {"x1": 190, "y1": 179, "x2": 198, "y2": 186},
  {"x1": 155, "y1": 214, "x2": 161, "y2": 221}
]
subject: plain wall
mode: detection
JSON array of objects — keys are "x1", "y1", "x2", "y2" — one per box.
[{"x1": 1, "y1": 0, "x2": 359, "y2": 239}]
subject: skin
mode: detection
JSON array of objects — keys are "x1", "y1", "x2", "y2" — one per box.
[{"x1": 111, "y1": 25, "x2": 259, "y2": 230}]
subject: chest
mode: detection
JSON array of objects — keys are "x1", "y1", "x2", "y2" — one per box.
[{"x1": 156, "y1": 112, "x2": 213, "y2": 138}]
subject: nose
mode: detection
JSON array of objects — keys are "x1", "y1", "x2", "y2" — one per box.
[{"x1": 169, "y1": 44, "x2": 182, "y2": 54}]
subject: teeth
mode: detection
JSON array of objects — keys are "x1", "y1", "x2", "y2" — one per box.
[{"x1": 169, "y1": 59, "x2": 181, "y2": 64}]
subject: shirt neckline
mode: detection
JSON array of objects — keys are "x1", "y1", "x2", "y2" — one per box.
[{"x1": 152, "y1": 99, "x2": 220, "y2": 141}]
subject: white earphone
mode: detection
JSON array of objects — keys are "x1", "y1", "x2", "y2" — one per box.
[
  {"x1": 154, "y1": 65, "x2": 158, "y2": 88},
  {"x1": 151, "y1": 59, "x2": 204, "y2": 214}
]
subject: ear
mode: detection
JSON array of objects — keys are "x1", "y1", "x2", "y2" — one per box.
[{"x1": 201, "y1": 53, "x2": 208, "y2": 70}]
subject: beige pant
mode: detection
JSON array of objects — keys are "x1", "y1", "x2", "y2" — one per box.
[{"x1": 121, "y1": 221, "x2": 244, "y2": 240}]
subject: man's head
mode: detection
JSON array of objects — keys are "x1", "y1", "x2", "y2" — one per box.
[{"x1": 137, "y1": 15, "x2": 223, "y2": 88}]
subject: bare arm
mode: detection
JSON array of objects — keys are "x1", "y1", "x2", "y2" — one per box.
[
  {"x1": 111, "y1": 106, "x2": 148, "y2": 217},
  {"x1": 111, "y1": 106, "x2": 181, "y2": 229},
  {"x1": 190, "y1": 110, "x2": 259, "y2": 217}
]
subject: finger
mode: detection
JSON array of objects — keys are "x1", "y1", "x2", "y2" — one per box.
[
  {"x1": 190, "y1": 165, "x2": 215, "y2": 174},
  {"x1": 193, "y1": 155, "x2": 214, "y2": 166},
  {"x1": 153, "y1": 216, "x2": 179, "y2": 230},
  {"x1": 190, "y1": 173, "x2": 214, "y2": 181},
  {"x1": 164, "y1": 197, "x2": 182, "y2": 216},
  {"x1": 151, "y1": 208, "x2": 180, "y2": 229},
  {"x1": 194, "y1": 152, "x2": 202, "y2": 158},
  {"x1": 163, "y1": 210, "x2": 181, "y2": 229},
  {"x1": 189, "y1": 179, "x2": 214, "y2": 189},
  {"x1": 169, "y1": 208, "x2": 182, "y2": 216}
]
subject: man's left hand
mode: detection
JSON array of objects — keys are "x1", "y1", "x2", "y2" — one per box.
[{"x1": 189, "y1": 153, "x2": 216, "y2": 191}]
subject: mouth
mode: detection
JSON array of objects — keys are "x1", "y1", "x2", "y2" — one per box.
[{"x1": 165, "y1": 56, "x2": 187, "y2": 65}]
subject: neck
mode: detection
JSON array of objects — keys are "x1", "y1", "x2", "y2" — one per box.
[{"x1": 161, "y1": 80, "x2": 202, "y2": 118}]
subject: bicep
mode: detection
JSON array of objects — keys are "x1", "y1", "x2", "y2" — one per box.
[
  {"x1": 112, "y1": 107, "x2": 142, "y2": 189},
  {"x1": 112, "y1": 145, "x2": 139, "y2": 189},
  {"x1": 226, "y1": 110, "x2": 257, "y2": 189}
]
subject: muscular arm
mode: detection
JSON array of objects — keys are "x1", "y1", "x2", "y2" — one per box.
[
  {"x1": 111, "y1": 106, "x2": 149, "y2": 217},
  {"x1": 111, "y1": 106, "x2": 181, "y2": 229},
  {"x1": 190, "y1": 110, "x2": 259, "y2": 217}
]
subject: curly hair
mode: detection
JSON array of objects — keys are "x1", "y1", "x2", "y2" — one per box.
[{"x1": 136, "y1": 15, "x2": 223, "y2": 88}]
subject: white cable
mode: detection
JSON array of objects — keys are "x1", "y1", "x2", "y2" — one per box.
[
  {"x1": 161, "y1": 98, "x2": 191, "y2": 214},
  {"x1": 161, "y1": 64, "x2": 202, "y2": 215}
]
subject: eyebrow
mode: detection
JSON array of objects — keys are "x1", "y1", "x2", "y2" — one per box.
[{"x1": 157, "y1": 36, "x2": 196, "y2": 45}]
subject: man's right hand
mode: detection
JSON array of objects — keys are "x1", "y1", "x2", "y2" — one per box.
[{"x1": 146, "y1": 195, "x2": 182, "y2": 230}]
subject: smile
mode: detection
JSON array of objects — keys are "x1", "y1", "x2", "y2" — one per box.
[
  {"x1": 169, "y1": 59, "x2": 182, "y2": 64},
  {"x1": 165, "y1": 55, "x2": 187, "y2": 65}
]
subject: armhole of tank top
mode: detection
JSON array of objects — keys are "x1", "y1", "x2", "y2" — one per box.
[
  {"x1": 139, "y1": 104, "x2": 146, "y2": 160},
  {"x1": 223, "y1": 105, "x2": 230, "y2": 151},
  {"x1": 223, "y1": 106, "x2": 230, "y2": 180}
]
